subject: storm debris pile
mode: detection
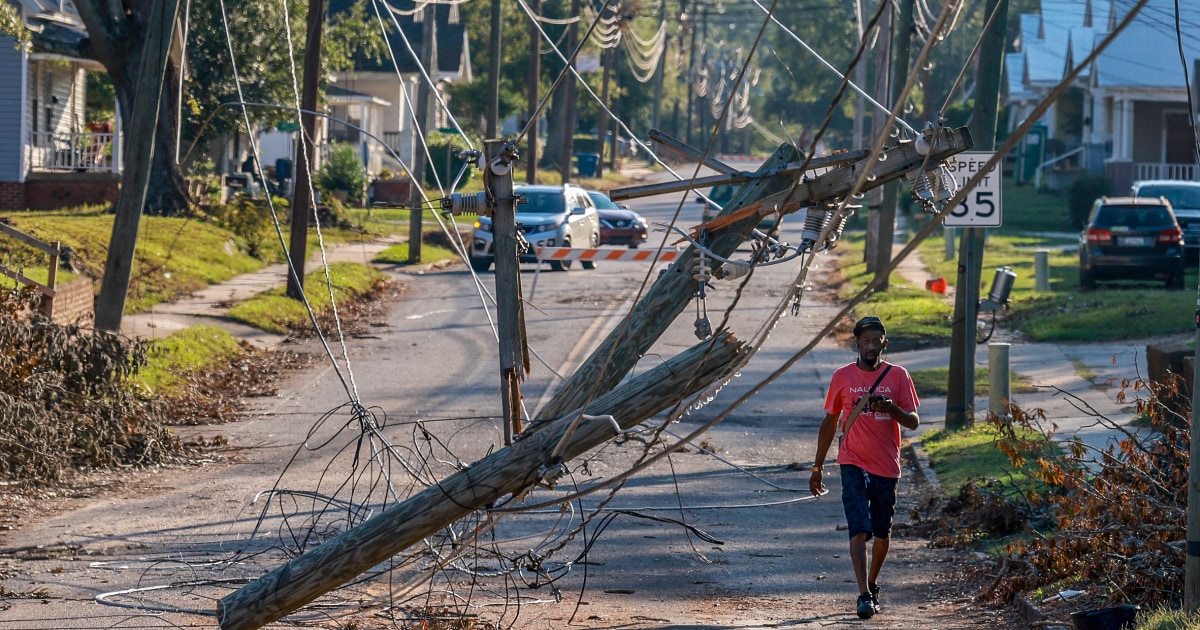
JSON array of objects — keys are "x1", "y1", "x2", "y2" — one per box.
[
  {"x1": 929, "y1": 378, "x2": 1187, "y2": 610},
  {"x1": 0, "y1": 287, "x2": 179, "y2": 483}
]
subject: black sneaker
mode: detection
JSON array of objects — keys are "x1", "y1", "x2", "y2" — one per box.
[
  {"x1": 869, "y1": 582, "x2": 881, "y2": 611},
  {"x1": 856, "y1": 592, "x2": 877, "y2": 619}
]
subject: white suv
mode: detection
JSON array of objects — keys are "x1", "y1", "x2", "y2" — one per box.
[{"x1": 469, "y1": 184, "x2": 602, "y2": 272}]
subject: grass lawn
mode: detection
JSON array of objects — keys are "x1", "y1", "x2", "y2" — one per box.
[
  {"x1": 227, "y1": 262, "x2": 389, "y2": 333},
  {"x1": 995, "y1": 180, "x2": 1075, "y2": 233},
  {"x1": 137, "y1": 325, "x2": 243, "y2": 394},
  {"x1": 835, "y1": 233, "x2": 955, "y2": 343},
  {"x1": 1, "y1": 205, "x2": 405, "y2": 315},
  {"x1": 4, "y1": 207, "x2": 267, "y2": 313},
  {"x1": 909, "y1": 366, "x2": 1038, "y2": 398},
  {"x1": 374, "y1": 242, "x2": 459, "y2": 265},
  {"x1": 919, "y1": 423, "x2": 1058, "y2": 496}
]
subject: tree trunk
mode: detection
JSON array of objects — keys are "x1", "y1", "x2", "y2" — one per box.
[
  {"x1": 59, "y1": 0, "x2": 192, "y2": 215},
  {"x1": 149, "y1": 64, "x2": 191, "y2": 214}
]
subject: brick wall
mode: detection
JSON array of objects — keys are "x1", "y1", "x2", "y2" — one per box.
[
  {"x1": 47, "y1": 276, "x2": 95, "y2": 325},
  {"x1": 23, "y1": 173, "x2": 121, "y2": 210},
  {"x1": 0, "y1": 182, "x2": 24, "y2": 210}
]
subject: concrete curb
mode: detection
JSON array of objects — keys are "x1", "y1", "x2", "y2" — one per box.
[{"x1": 903, "y1": 440, "x2": 941, "y2": 496}]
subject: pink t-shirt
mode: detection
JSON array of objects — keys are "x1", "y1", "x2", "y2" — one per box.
[{"x1": 824, "y1": 361, "x2": 919, "y2": 478}]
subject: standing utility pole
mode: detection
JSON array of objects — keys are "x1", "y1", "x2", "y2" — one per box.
[
  {"x1": 651, "y1": 0, "x2": 667, "y2": 132},
  {"x1": 525, "y1": 0, "x2": 541, "y2": 184},
  {"x1": 286, "y1": 0, "x2": 326, "y2": 301},
  {"x1": 560, "y1": 0, "x2": 581, "y2": 183},
  {"x1": 408, "y1": 3, "x2": 437, "y2": 264},
  {"x1": 95, "y1": 0, "x2": 180, "y2": 330},
  {"x1": 1185, "y1": 57, "x2": 1200, "y2": 614},
  {"x1": 871, "y1": 0, "x2": 914, "y2": 286},
  {"x1": 596, "y1": 37, "x2": 614, "y2": 178},
  {"x1": 485, "y1": 140, "x2": 527, "y2": 445},
  {"x1": 852, "y1": 0, "x2": 866, "y2": 152},
  {"x1": 486, "y1": 0, "x2": 501, "y2": 139},
  {"x1": 945, "y1": 0, "x2": 1007, "y2": 430},
  {"x1": 685, "y1": 12, "x2": 697, "y2": 146},
  {"x1": 864, "y1": 2, "x2": 892, "y2": 276}
]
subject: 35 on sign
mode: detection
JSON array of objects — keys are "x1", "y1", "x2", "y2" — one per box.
[{"x1": 943, "y1": 152, "x2": 1001, "y2": 227}]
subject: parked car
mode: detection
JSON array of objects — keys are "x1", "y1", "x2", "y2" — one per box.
[
  {"x1": 699, "y1": 184, "x2": 737, "y2": 223},
  {"x1": 1078, "y1": 196, "x2": 1186, "y2": 290},
  {"x1": 587, "y1": 190, "x2": 648, "y2": 248},
  {"x1": 469, "y1": 184, "x2": 601, "y2": 272},
  {"x1": 1130, "y1": 179, "x2": 1200, "y2": 261}
]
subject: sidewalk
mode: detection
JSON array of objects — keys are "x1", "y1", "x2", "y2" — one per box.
[{"x1": 120, "y1": 237, "x2": 399, "y2": 347}]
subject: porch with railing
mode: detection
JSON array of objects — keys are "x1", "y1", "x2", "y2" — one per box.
[
  {"x1": 1135, "y1": 162, "x2": 1199, "y2": 182},
  {"x1": 27, "y1": 131, "x2": 121, "y2": 173}
]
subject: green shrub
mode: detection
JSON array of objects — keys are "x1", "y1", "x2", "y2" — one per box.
[
  {"x1": 204, "y1": 196, "x2": 278, "y2": 258},
  {"x1": 316, "y1": 143, "x2": 366, "y2": 205},
  {"x1": 422, "y1": 134, "x2": 477, "y2": 190},
  {"x1": 1067, "y1": 174, "x2": 1109, "y2": 228}
]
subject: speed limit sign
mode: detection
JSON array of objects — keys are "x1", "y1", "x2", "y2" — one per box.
[{"x1": 942, "y1": 151, "x2": 1002, "y2": 227}]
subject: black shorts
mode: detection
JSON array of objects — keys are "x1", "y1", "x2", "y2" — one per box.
[{"x1": 839, "y1": 464, "x2": 898, "y2": 541}]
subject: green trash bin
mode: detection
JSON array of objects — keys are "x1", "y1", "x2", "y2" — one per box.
[{"x1": 576, "y1": 153, "x2": 600, "y2": 177}]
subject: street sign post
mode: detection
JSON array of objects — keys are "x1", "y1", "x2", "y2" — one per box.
[{"x1": 943, "y1": 151, "x2": 1002, "y2": 227}]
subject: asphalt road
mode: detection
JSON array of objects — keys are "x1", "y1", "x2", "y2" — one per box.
[{"x1": 0, "y1": 163, "x2": 1011, "y2": 629}]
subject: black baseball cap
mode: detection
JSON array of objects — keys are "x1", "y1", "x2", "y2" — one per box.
[{"x1": 853, "y1": 316, "x2": 886, "y2": 336}]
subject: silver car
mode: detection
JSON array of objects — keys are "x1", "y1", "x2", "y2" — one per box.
[{"x1": 469, "y1": 184, "x2": 602, "y2": 272}]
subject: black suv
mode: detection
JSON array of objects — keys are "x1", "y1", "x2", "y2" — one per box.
[{"x1": 1079, "y1": 196, "x2": 1185, "y2": 290}]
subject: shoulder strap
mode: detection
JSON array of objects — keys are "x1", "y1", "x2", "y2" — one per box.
[{"x1": 840, "y1": 364, "x2": 894, "y2": 439}]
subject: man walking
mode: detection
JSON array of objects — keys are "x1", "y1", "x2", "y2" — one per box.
[{"x1": 809, "y1": 316, "x2": 920, "y2": 619}]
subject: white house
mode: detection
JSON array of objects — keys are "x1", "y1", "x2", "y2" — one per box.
[
  {"x1": 0, "y1": 0, "x2": 121, "y2": 210},
  {"x1": 327, "y1": 0, "x2": 471, "y2": 179},
  {"x1": 1005, "y1": 0, "x2": 1200, "y2": 191}
]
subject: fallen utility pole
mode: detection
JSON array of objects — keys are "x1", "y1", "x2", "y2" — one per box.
[
  {"x1": 218, "y1": 128, "x2": 973, "y2": 628},
  {"x1": 216, "y1": 332, "x2": 746, "y2": 630},
  {"x1": 537, "y1": 127, "x2": 973, "y2": 421},
  {"x1": 535, "y1": 140, "x2": 802, "y2": 421}
]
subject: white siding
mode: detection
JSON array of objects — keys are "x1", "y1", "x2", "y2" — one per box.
[{"x1": 0, "y1": 35, "x2": 27, "y2": 182}]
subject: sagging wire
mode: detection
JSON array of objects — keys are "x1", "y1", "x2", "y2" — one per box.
[
  {"x1": 748, "y1": 0, "x2": 916, "y2": 136},
  {"x1": 209, "y1": 1, "x2": 378, "y2": 422}
]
